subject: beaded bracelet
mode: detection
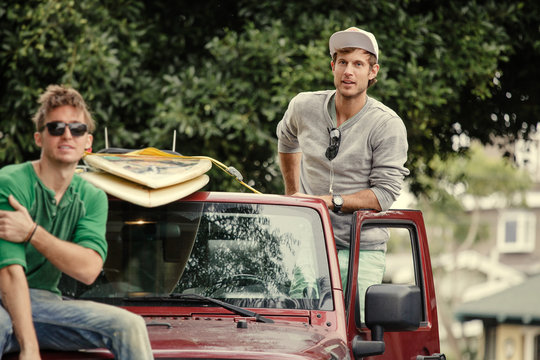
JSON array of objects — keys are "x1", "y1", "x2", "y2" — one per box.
[{"x1": 25, "y1": 223, "x2": 38, "y2": 243}]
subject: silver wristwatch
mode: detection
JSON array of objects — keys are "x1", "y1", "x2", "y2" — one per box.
[{"x1": 332, "y1": 194, "x2": 344, "y2": 213}]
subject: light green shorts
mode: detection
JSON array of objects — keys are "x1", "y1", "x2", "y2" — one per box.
[
  {"x1": 289, "y1": 248, "x2": 385, "y2": 320},
  {"x1": 338, "y1": 249, "x2": 386, "y2": 320}
]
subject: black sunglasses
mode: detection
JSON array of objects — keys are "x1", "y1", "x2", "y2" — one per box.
[
  {"x1": 40, "y1": 121, "x2": 88, "y2": 137},
  {"x1": 325, "y1": 127, "x2": 341, "y2": 161}
]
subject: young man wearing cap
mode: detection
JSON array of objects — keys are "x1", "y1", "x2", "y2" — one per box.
[
  {"x1": 276, "y1": 28, "x2": 409, "y2": 313},
  {"x1": 0, "y1": 85, "x2": 153, "y2": 359}
]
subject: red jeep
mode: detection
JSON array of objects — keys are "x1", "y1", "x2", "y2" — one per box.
[{"x1": 13, "y1": 191, "x2": 445, "y2": 359}]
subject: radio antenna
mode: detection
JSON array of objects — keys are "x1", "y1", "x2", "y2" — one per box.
[
  {"x1": 172, "y1": 130, "x2": 177, "y2": 153},
  {"x1": 104, "y1": 127, "x2": 109, "y2": 149}
]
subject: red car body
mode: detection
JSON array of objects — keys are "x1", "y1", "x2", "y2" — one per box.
[{"x1": 6, "y1": 192, "x2": 444, "y2": 359}]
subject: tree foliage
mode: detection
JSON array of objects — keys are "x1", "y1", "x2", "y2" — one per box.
[{"x1": 1, "y1": 0, "x2": 538, "y2": 194}]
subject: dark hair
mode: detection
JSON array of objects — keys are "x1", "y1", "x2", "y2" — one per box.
[{"x1": 32, "y1": 85, "x2": 95, "y2": 132}]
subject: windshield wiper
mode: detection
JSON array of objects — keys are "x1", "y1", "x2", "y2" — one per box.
[{"x1": 124, "y1": 293, "x2": 274, "y2": 323}]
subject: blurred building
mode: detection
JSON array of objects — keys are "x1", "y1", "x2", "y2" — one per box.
[
  {"x1": 449, "y1": 132, "x2": 540, "y2": 360},
  {"x1": 455, "y1": 274, "x2": 540, "y2": 360}
]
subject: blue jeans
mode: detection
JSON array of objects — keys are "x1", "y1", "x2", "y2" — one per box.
[{"x1": 0, "y1": 288, "x2": 153, "y2": 359}]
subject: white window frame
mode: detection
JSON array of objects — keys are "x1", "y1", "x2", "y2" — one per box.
[{"x1": 497, "y1": 210, "x2": 536, "y2": 253}]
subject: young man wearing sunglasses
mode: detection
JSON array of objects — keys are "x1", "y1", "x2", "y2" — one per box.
[
  {"x1": 276, "y1": 28, "x2": 409, "y2": 313},
  {"x1": 0, "y1": 85, "x2": 152, "y2": 359}
]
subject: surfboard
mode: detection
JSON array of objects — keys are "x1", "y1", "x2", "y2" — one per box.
[
  {"x1": 80, "y1": 171, "x2": 210, "y2": 208},
  {"x1": 83, "y1": 148, "x2": 212, "y2": 189}
]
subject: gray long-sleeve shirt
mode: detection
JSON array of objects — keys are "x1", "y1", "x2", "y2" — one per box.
[{"x1": 276, "y1": 90, "x2": 409, "y2": 250}]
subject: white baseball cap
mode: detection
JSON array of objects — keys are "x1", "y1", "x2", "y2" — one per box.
[{"x1": 329, "y1": 27, "x2": 379, "y2": 63}]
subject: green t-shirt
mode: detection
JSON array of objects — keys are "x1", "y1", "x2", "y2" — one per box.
[{"x1": 0, "y1": 162, "x2": 108, "y2": 295}]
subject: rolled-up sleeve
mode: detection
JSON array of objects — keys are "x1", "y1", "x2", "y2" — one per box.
[
  {"x1": 72, "y1": 187, "x2": 108, "y2": 262},
  {"x1": 369, "y1": 117, "x2": 410, "y2": 211},
  {"x1": 276, "y1": 96, "x2": 302, "y2": 153},
  {"x1": 0, "y1": 176, "x2": 28, "y2": 270}
]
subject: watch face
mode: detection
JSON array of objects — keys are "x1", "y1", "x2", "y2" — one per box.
[{"x1": 334, "y1": 195, "x2": 343, "y2": 206}]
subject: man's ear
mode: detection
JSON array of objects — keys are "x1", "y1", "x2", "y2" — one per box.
[
  {"x1": 85, "y1": 134, "x2": 93, "y2": 151},
  {"x1": 369, "y1": 64, "x2": 380, "y2": 80},
  {"x1": 34, "y1": 131, "x2": 42, "y2": 148},
  {"x1": 330, "y1": 61, "x2": 335, "y2": 71}
]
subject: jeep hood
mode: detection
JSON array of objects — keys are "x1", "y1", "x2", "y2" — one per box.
[{"x1": 146, "y1": 317, "x2": 349, "y2": 359}]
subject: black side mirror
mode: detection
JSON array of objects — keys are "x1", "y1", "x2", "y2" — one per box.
[{"x1": 352, "y1": 284, "x2": 422, "y2": 359}]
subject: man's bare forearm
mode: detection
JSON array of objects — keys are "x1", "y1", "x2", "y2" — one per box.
[
  {"x1": 30, "y1": 226, "x2": 103, "y2": 285},
  {"x1": 0, "y1": 196, "x2": 103, "y2": 285},
  {"x1": 278, "y1": 152, "x2": 302, "y2": 195}
]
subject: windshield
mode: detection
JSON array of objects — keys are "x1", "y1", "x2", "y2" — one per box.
[{"x1": 60, "y1": 200, "x2": 332, "y2": 310}]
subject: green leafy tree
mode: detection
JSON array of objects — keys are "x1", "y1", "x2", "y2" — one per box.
[
  {"x1": 0, "y1": 0, "x2": 160, "y2": 157},
  {"x1": 1, "y1": 0, "x2": 538, "y2": 194}
]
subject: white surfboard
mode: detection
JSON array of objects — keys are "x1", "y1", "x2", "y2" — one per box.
[
  {"x1": 80, "y1": 171, "x2": 209, "y2": 208},
  {"x1": 83, "y1": 149, "x2": 212, "y2": 189}
]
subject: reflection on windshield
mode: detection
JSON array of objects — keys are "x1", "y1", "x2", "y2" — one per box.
[{"x1": 60, "y1": 201, "x2": 332, "y2": 310}]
